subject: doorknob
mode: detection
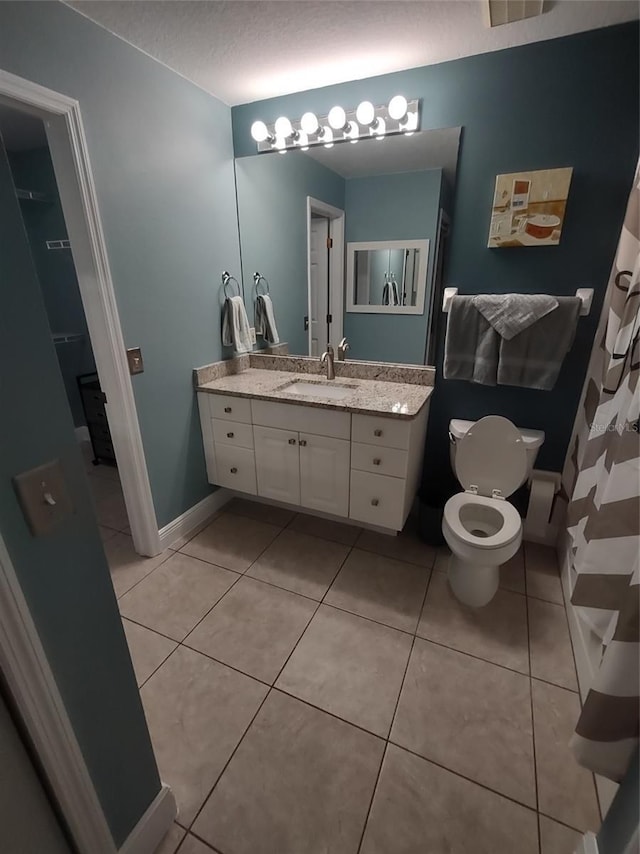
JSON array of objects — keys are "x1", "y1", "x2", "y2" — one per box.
[
  {"x1": 299, "y1": 439, "x2": 307, "y2": 447},
  {"x1": 288, "y1": 438, "x2": 296, "y2": 445}
]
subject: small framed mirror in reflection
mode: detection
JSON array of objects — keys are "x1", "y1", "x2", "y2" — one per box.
[{"x1": 346, "y1": 239, "x2": 429, "y2": 314}]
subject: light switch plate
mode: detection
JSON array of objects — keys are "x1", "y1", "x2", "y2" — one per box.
[
  {"x1": 13, "y1": 459, "x2": 74, "y2": 537},
  {"x1": 249, "y1": 327, "x2": 257, "y2": 345},
  {"x1": 126, "y1": 347, "x2": 144, "y2": 375}
]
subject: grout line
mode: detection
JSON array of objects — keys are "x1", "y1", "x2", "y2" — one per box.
[
  {"x1": 537, "y1": 810, "x2": 592, "y2": 836},
  {"x1": 524, "y1": 545, "x2": 543, "y2": 854},
  {"x1": 386, "y1": 737, "x2": 540, "y2": 816},
  {"x1": 356, "y1": 742, "x2": 388, "y2": 854}
]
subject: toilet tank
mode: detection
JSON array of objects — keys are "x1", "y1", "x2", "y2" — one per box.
[{"x1": 449, "y1": 418, "x2": 545, "y2": 488}]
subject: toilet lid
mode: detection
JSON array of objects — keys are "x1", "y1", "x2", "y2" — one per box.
[{"x1": 455, "y1": 415, "x2": 527, "y2": 498}]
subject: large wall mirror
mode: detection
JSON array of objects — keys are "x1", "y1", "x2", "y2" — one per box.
[{"x1": 234, "y1": 126, "x2": 461, "y2": 365}]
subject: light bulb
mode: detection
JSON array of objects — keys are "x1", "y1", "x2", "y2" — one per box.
[
  {"x1": 356, "y1": 100, "x2": 375, "y2": 126},
  {"x1": 250, "y1": 120, "x2": 270, "y2": 143},
  {"x1": 388, "y1": 95, "x2": 408, "y2": 121},
  {"x1": 328, "y1": 105, "x2": 347, "y2": 130},
  {"x1": 274, "y1": 116, "x2": 293, "y2": 138},
  {"x1": 300, "y1": 111, "x2": 319, "y2": 135},
  {"x1": 273, "y1": 136, "x2": 287, "y2": 153},
  {"x1": 317, "y1": 125, "x2": 333, "y2": 144},
  {"x1": 372, "y1": 116, "x2": 386, "y2": 139},
  {"x1": 296, "y1": 130, "x2": 309, "y2": 151}
]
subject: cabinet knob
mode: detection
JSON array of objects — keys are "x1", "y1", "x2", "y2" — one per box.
[
  {"x1": 224, "y1": 406, "x2": 232, "y2": 413},
  {"x1": 371, "y1": 498, "x2": 379, "y2": 506},
  {"x1": 288, "y1": 438, "x2": 297, "y2": 445},
  {"x1": 373, "y1": 458, "x2": 381, "y2": 466},
  {"x1": 227, "y1": 432, "x2": 234, "y2": 438},
  {"x1": 230, "y1": 467, "x2": 238, "y2": 474},
  {"x1": 374, "y1": 429, "x2": 383, "y2": 437},
  {"x1": 299, "y1": 439, "x2": 307, "y2": 447}
]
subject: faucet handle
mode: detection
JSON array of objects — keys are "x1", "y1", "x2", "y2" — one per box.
[{"x1": 337, "y1": 337, "x2": 350, "y2": 360}]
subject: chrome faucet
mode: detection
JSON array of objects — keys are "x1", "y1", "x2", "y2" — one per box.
[
  {"x1": 337, "y1": 337, "x2": 350, "y2": 361},
  {"x1": 320, "y1": 344, "x2": 335, "y2": 380}
]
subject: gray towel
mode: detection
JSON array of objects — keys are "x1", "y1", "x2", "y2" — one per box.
[
  {"x1": 255, "y1": 293, "x2": 280, "y2": 344},
  {"x1": 472, "y1": 294, "x2": 559, "y2": 340},
  {"x1": 497, "y1": 296, "x2": 581, "y2": 390},
  {"x1": 443, "y1": 296, "x2": 499, "y2": 385}
]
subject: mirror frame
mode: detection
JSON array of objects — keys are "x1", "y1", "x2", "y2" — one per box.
[{"x1": 345, "y1": 239, "x2": 430, "y2": 315}]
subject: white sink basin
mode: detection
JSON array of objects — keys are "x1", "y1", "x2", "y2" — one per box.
[{"x1": 279, "y1": 380, "x2": 355, "y2": 401}]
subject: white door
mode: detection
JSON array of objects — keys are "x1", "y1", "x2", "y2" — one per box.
[
  {"x1": 299, "y1": 433, "x2": 350, "y2": 517},
  {"x1": 309, "y1": 216, "x2": 329, "y2": 356},
  {"x1": 254, "y1": 425, "x2": 300, "y2": 504}
]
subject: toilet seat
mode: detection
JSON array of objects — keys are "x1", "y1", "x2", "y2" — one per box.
[{"x1": 443, "y1": 492, "x2": 522, "y2": 550}]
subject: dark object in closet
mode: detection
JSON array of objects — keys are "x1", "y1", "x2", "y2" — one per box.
[{"x1": 77, "y1": 372, "x2": 116, "y2": 466}]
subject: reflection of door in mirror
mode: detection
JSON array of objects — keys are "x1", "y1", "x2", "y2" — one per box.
[{"x1": 309, "y1": 215, "x2": 329, "y2": 356}]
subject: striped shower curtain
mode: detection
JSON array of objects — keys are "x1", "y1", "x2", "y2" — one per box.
[{"x1": 562, "y1": 162, "x2": 639, "y2": 782}]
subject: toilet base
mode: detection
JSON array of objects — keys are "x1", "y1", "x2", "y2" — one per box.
[{"x1": 448, "y1": 554, "x2": 500, "y2": 607}]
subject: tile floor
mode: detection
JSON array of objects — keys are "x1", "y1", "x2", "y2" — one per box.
[{"x1": 94, "y1": 479, "x2": 600, "y2": 854}]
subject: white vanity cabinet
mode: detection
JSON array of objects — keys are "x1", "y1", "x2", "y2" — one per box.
[{"x1": 197, "y1": 391, "x2": 429, "y2": 533}]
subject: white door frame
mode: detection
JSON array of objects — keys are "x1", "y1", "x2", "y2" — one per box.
[
  {"x1": 306, "y1": 196, "x2": 344, "y2": 355},
  {"x1": 0, "y1": 68, "x2": 160, "y2": 557}
]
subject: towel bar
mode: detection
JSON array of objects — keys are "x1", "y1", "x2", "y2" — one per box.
[{"x1": 442, "y1": 287, "x2": 593, "y2": 317}]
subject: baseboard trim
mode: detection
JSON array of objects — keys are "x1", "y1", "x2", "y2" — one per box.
[
  {"x1": 118, "y1": 784, "x2": 176, "y2": 854},
  {"x1": 575, "y1": 831, "x2": 599, "y2": 854},
  {"x1": 158, "y1": 489, "x2": 232, "y2": 550},
  {"x1": 74, "y1": 425, "x2": 90, "y2": 443}
]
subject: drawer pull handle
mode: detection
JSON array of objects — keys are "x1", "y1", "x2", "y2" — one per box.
[
  {"x1": 230, "y1": 467, "x2": 238, "y2": 474},
  {"x1": 299, "y1": 439, "x2": 307, "y2": 447},
  {"x1": 371, "y1": 498, "x2": 379, "y2": 507},
  {"x1": 374, "y1": 429, "x2": 383, "y2": 437},
  {"x1": 227, "y1": 432, "x2": 234, "y2": 438},
  {"x1": 224, "y1": 406, "x2": 232, "y2": 413},
  {"x1": 373, "y1": 458, "x2": 381, "y2": 466},
  {"x1": 288, "y1": 438, "x2": 297, "y2": 445}
]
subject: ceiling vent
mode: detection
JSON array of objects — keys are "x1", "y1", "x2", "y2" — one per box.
[{"x1": 485, "y1": 0, "x2": 545, "y2": 27}]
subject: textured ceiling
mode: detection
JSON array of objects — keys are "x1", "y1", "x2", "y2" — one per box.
[{"x1": 67, "y1": 1, "x2": 639, "y2": 106}]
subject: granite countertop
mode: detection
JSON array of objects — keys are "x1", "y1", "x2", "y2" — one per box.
[{"x1": 197, "y1": 368, "x2": 432, "y2": 419}]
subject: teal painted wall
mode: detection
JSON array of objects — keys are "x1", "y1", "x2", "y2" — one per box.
[
  {"x1": 233, "y1": 23, "x2": 639, "y2": 491},
  {"x1": 0, "y1": 139, "x2": 160, "y2": 847},
  {"x1": 344, "y1": 168, "x2": 442, "y2": 363},
  {"x1": 8, "y1": 146, "x2": 96, "y2": 428},
  {"x1": 598, "y1": 749, "x2": 639, "y2": 854},
  {"x1": 235, "y1": 152, "x2": 345, "y2": 355},
  {"x1": 0, "y1": 0, "x2": 242, "y2": 527}
]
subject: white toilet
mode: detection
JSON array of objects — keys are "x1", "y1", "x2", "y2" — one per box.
[{"x1": 442, "y1": 415, "x2": 545, "y2": 607}]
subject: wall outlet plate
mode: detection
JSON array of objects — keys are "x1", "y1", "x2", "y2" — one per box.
[
  {"x1": 249, "y1": 327, "x2": 257, "y2": 345},
  {"x1": 13, "y1": 459, "x2": 74, "y2": 537}
]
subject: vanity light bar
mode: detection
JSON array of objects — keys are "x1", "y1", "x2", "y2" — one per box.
[{"x1": 250, "y1": 97, "x2": 421, "y2": 153}]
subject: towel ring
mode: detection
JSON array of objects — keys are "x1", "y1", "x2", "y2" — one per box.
[
  {"x1": 222, "y1": 271, "x2": 241, "y2": 299},
  {"x1": 254, "y1": 272, "x2": 270, "y2": 296}
]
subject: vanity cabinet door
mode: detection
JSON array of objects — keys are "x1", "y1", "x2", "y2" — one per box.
[
  {"x1": 254, "y1": 425, "x2": 300, "y2": 505},
  {"x1": 299, "y1": 433, "x2": 350, "y2": 518}
]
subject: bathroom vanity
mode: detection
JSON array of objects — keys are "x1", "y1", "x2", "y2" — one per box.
[{"x1": 195, "y1": 357, "x2": 432, "y2": 533}]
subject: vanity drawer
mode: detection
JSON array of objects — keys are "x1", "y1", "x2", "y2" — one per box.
[
  {"x1": 349, "y1": 470, "x2": 405, "y2": 530},
  {"x1": 351, "y1": 414, "x2": 411, "y2": 450},
  {"x1": 251, "y1": 399, "x2": 350, "y2": 439},
  {"x1": 212, "y1": 418, "x2": 254, "y2": 449},
  {"x1": 210, "y1": 394, "x2": 252, "y2": 424},
  {"x1": 214, "y1": 444, "x2": 257, "y2": 494},
  {"x1": 351, "y1": 442, "x2": 408, "y2": 479}
]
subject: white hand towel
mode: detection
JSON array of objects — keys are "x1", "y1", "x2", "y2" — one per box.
[
  {"x1": 255, "y1": 293, "x2": 280, "y2": 344},
  {"x1": 222, "y1": 296, "x2": 252, "y2": 354}
]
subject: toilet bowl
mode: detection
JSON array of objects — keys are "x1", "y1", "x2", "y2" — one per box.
[{"x1": 442, "y1": 415, "x2": 543, "y2": 607}]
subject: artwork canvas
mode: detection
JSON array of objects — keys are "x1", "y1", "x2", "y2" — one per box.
[{"x1": 488, "y1": 167, "x2": 573, "y2": 248}]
